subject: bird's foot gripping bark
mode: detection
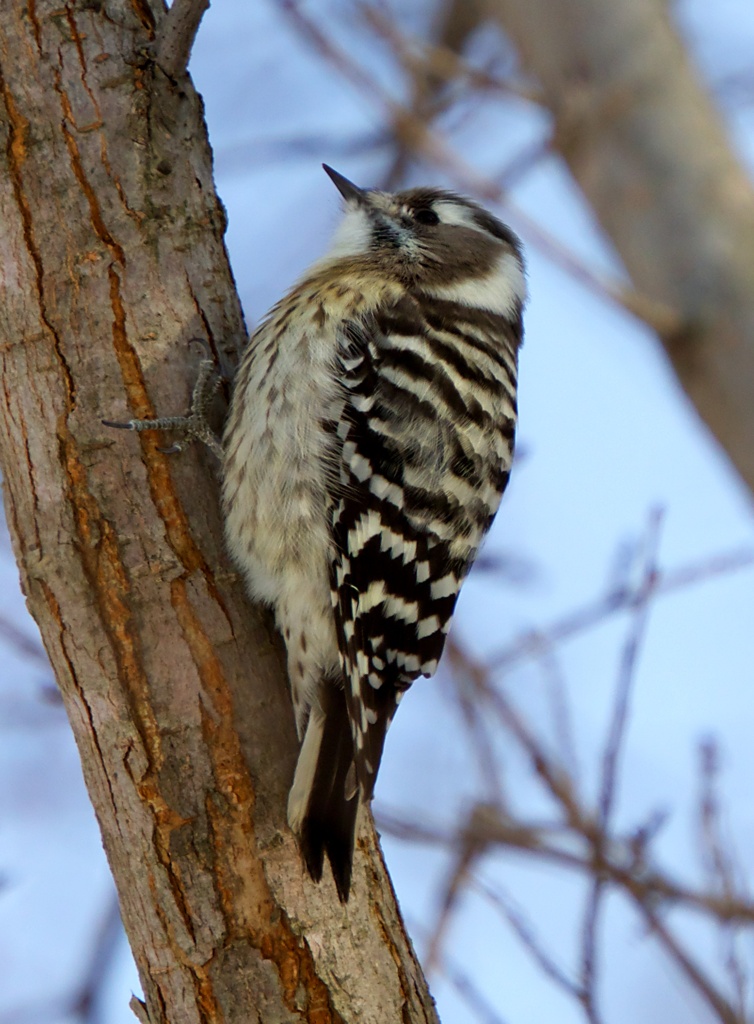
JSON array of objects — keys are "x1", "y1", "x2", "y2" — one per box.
[{"x1": 103, "y1": 347, "x2": 225, "y2": 459}]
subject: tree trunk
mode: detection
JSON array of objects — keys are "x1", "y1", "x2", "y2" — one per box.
[
  {"x1": 0, "y1": 2, "x2": 438, "y2": 1021},
  {"x1": 493, "y1": 0, "x2": 754, "y2": 498}
]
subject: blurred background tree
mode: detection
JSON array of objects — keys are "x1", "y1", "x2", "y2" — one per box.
[{"x1": 1, "y1": 1, "x2": 754, "y2": 1022}]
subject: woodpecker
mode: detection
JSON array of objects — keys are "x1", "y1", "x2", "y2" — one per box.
[{"x1": 222, "y1": 165, "x2": 526, "y2": 900}]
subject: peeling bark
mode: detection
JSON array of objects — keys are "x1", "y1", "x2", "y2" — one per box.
[
  {"x1": 0, "y1": 2, "x2": 438, "y2": 1021},
  {"x1": 494, "y1": 0, "x2": 754, "y2": 497}
]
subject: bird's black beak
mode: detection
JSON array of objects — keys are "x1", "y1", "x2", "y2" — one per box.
[{"x1": 323, "y1": 164, "x2": 367, "y2": 205}]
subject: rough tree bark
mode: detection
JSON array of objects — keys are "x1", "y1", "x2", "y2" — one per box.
[
  {"x1": 0, "y1": 2, "x2": 438, "y2": 1022},
  {"x1": 493, "y1": 0, "x2": 754, "y2": 498}
]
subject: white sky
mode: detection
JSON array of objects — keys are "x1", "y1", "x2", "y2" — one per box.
[{"x1": 1, "y1": 2, "x2": 754, "y2": 1022}]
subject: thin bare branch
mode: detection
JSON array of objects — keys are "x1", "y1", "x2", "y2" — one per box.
[
  {"x1": 424, "y1": 806, "x2": 490, "y2": 974},
  {"x1": 361, "y1": 2, "x2": 540, "y2": 104},
  {"x1": 638, "y1": 901, "x2": 743, "y2": 1024},
  {"x1": 0, "y1": 612, "x2": 48, "y2": 666},
  {"x1": 444, "y1": 670, "x2": 505, "y2": 803},
  {"x1": 441, "y1": 958, "x2": 512, "y2": 1024},
  {"x1": 71, "y1": 895, "x2": 124, "y2": 1024},
  {"x1": 495, "y1": 138, "x2": 553, "y2": 192},
  {"x1": 578, "y1": 878, "x2": 602, "y2": 1024},
  {"x1": 598, "y1": 508, "x2": 663, "y2": 827},
  {"x1": 578, "y1": 510, "x2": 664, "y2": 1019},
  {"x1": 215, "y1": 129, "x2": 384, "y2": 174},
  {"x1": 487, "y1": 544, "x2": 754, "y2": 673},
  {"x1": 450, "y1": 641, "x2": 588, "y2": 831},
  {"x1": 698, "y1": 739, "x2": 752, "y2": 1018},
  {"x1": 472, "y1": 877, "x2": 584, "y2": 1003},
  {"x1": 378, "y1": 803, "x2": 754, "y2": 926},
  {"x1": 154, "y1": 0, "x2": 210, "y2": 79},
  {"x1": 385, "y1": 797, "x2": 753, "y2": 1022},
  {"x1": 534, "y1": 643, "x2": 581, "y2": 789},
  {"x1": 408, "y1": 918, "x2": 513, "y2": 1024},
  {"x1": 360, "y1": 0, "x2": 538, "y2": 189},
  {"x1": 280, "y1": 0, "x2": 680, "y2": 333}
]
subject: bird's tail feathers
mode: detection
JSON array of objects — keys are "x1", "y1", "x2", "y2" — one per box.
[{"x1": 288, "y1": 682, "x2": 359, "y2": 902}]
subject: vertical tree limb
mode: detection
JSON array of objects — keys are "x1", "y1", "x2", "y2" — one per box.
[{"x1": 0, "y1": 2, "x2": 437, "y2": 1021}]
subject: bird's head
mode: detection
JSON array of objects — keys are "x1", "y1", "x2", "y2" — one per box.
[{"x1": 320, "y1": 165, "x2": 526, "y2": 314}]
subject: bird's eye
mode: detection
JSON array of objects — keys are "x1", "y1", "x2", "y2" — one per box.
[{"x1": 414, "y1": 208, "x2": 439, "y2": 226}]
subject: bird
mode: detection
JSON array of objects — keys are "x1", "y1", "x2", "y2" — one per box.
[{"x1": 222, "y1": 164, "x2": 526, "y2": 901}]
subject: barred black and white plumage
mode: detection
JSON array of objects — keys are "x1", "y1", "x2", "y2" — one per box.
[{"x1": 222, "y1": 166, "x2": 525, "y2": 901}]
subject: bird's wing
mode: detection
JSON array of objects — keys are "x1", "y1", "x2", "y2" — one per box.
[{"x1": 329, "y1": 296, "x2": 518, "y2": 797}]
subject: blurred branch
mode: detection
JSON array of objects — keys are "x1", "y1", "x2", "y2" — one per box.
[
  {"x1": 0, "y1": 612, "x2": 48, "y2": 666},
  {"x1": 281, "y1": 0, "x2": 680, "y2": 336},
  {"x1": 487, "y1": 543, "x2": 754, "y2": 673},
  {"x1": 384, "y1": 797, "x2": 754, "y2": 1022},
  {"x1": 71, "y1": 895, "x2": 124, "y2": 1024},
  {"x1": 491, "y1": 0, "x2": 754, "y2": 498},
  {"x1": 472, "y1": 878, "x2": 595, "y2": 1015},
  {"x1": 360, "y1": 1, "x2": 538, "y2": 189},
  {"x1": 362, "y1": 2, "x2": 540, "y2": 106},
  {"x1": 580, "y1": 508, "x2": 663, "y2": 1024},
  {"x1": 384, "y1": 798, "x2": 754, "y2": 926},
  {"x1": 697, "y1": 739, "x2": 752, "y2": 1018},
  {"x1": 409, "y1": 917, "x2": 512, "y2": 1024},
  {"x1": 446, "y1": 660, "x2": 505, "y2": 802},
  {"x1": 438, "y1": 956, "x2": 512, "y2": 1024},
  {"x1": 214, "y1": 129, "x2": 385, "y2": 175},
  {"x1": 636, "y1": 899, "x2": 743, "y2": 1024},
  {"x1": 379, "y1": 509, "x2": 754, "y2": 1020}
]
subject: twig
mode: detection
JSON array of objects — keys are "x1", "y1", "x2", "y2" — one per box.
[
  {"x1": 449, "y1": 640, "x2": 587, "y2": 831},
  {"x1": 408, "y1": 917, "x2": 512, "y2": 1024},
  {"x1": 578, "y1": 880, "x2": 602, "y2": 1024},
  {"x1": 579, "y1": 509, "x2": 664, "y2": 1019},
  {"x1": 71, "y1": 895, "x2": 124, "y2": 1023},
  {"x1": 361, "y1": 2, "x2": 540, "y2": 106},
  {"x1": 697, "y1": 739, "x2": 751, "y2": 1018},
  {"x1": 381, "y1": 797, "x2": 754, "y2": 1023},
  {"x1": 360, "y1": 0, "x2": 537, "y2": 189},
  {"x1": 444, "y1": 670, "x2": 505, "y2": 803},
  {"x1": 379, "y1": 800, "x2": 754, "y2": 922},
  {"x1": 214, "y1": 128, "x2": 384, "y2": 175},
  {"x1": 487, "y1": 544, "x2": 754, "y2": 674},
  {"x1": 431, "y1": 520, "x2": 670, "y2": 996},
  {"x1": 442, "y1": 958, "x2": 512, "y2": 1024},
  {"x1": 154, "y1": 0, "x2": 210, "y2": 79},
  {"x1": 472, "y1": 877, "x2": 584, "y2": 1003},
  {"x1": 638, "y1": 901, "x2": 743, "y2": 1024},
  {"x1": 495, "y1": 138, "x2": 554, "y2": 192},
  {"x1": 0, "y1": 612, "x2": 48, "y2": 666},
  {"x1": 698, "y1": 740, "x2": 743, "y2": 902},
  {"x1": 280, "y1": 0, "x2": 681, "y2": 333},
  {"x1": 534, "y1": 642, "x2": 581, "y2": 789},
  {"x1": 598, "y1": 509, "x2": 663, "y2": 827},
  {"x1": 425, "y1": 804, "x2": 492, "y2": 974}
]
